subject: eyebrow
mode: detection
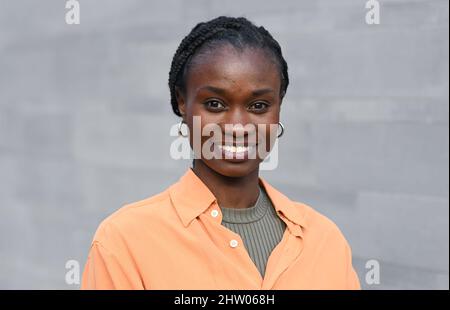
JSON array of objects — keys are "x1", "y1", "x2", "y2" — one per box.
[{"x1": 198, "y1": 85, "x2": 275, "y2": 97}]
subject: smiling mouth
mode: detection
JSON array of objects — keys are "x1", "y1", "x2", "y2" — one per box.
[
  {"x1": 216, "y1": 144, "x2": 255, "y2": 154},
  {"x1": 212, "y1": 143, "x2": 259, "y2": 161}
]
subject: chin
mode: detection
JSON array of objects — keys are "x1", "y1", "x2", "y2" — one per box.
[{"x1": 204, "y1": 159, "x2": 261, "y2": 178}]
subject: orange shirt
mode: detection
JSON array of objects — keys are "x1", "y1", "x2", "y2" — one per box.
[{"x1": 81, "y1": 168, "x2": 360, "y2": 290}]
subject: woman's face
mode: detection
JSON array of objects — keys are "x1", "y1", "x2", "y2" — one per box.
[{"x1": 177, "y1": 44, "x2": 282, "y2": 178}]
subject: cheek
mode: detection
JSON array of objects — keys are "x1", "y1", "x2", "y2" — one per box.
[
  {"x1": 259, "y1": 124, "x2": 278, "y2": 153},
  {"x1": 256, "y1": 113, "x2": 280, "y2": 152},
  {"x1": 185, "y1": 113, "x2": 218, "y2": 156}
]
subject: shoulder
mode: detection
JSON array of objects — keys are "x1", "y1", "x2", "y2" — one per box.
[
  {"x1": 91, "y1": 186, "x2": 178, "y2": 246},
  {"x1": 261, "y1": 177, "x2": 350, "y2": 247},
  {"x1": 292, "y1": 200, "x2": 351, "y2": 248},
  {"x1": 291, "y1": 200, "x2": 360, "y2": 288}
]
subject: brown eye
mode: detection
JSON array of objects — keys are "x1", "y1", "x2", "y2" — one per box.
[
  {"x1": 204, "y1": 100, "x2": 225, "y2": 111},
  {"x1": 249, "y1": 101, "x2": 269, "y2": 112}
]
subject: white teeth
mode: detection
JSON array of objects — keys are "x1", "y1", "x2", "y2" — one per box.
[{"x1": 218, "y1": 145, "x2": 252, "y2": 153}]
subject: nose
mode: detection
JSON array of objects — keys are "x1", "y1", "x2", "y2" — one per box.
[{"x1": 222, "y1": 108, "x2": 256, "y2": 143}]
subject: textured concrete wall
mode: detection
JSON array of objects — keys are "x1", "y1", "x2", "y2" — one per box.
[{"x1": 0, "y1": 0, "x2": 448, "y2": 289}]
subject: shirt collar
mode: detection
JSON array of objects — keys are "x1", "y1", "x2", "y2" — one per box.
[{"x1": 169, "y1": 168, "x2": 307, "y2": 237}]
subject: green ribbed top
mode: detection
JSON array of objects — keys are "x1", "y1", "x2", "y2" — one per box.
[{"x1": 219, "y1": 185, "x2": 287, "y2": 277}]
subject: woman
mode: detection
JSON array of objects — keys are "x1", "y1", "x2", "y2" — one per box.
[{"x1": 81, "y1": 16, "x2": 360, "y2": 290}]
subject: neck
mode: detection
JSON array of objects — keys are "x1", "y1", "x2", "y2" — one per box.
[{"x1": 192, "y1": 160, "x2": 260, "y2": 209}]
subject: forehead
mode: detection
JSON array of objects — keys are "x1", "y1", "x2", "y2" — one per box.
[{"x1": 184, "y1": 44, "x2": 281, "y2": 95}]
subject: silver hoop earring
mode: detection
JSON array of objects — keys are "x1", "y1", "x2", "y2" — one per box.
[
  {"x1": 277, "y1": 121, "x2": 285, "y2": 138},
  {"x1": 178, "y1": 120, "x2": 189, "y2": 137}
]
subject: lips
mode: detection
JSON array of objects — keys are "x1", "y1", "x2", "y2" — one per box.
[
  {"x1": 217, "y1": 144, "x2": 254, "y2": 154},
  {"x1": 211, "y1": 142, "x2": 259, "y2": 162}
]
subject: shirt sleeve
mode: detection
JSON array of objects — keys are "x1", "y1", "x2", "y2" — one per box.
[
  {"x1": 81, "y1": 241, "x2": 144, "y2": 290},
  {"x1": 345, "y1": 242, "x2": 361, "y2": 290}
]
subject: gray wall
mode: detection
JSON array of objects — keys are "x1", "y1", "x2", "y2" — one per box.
[{"x1": 0, "y1": 0, "x2": 448, "y2": 289}]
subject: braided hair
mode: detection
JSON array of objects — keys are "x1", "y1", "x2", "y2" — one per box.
[{"x1": 168, "y1": 16, "x2": 289, "y2": 117}]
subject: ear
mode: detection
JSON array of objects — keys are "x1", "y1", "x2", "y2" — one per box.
[{"x1": 175, "y1": 86, "x2": 186, "y2": 118}]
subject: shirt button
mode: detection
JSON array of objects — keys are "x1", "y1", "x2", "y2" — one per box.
[
  {"x1": 229, "y1": 239, "x2": 239, "y2": 248},
  {"x1": 211, "y1": 209, "x2": 219, "y2": 218}
]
